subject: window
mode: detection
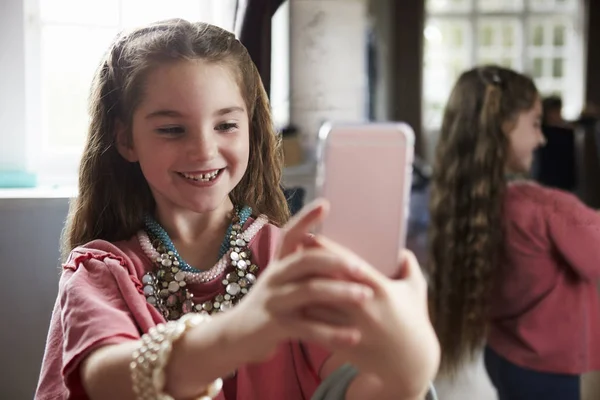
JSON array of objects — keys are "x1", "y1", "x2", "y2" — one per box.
[
  {"x1": 22, "y1": 0, "x2": 236, "y2": 186},
  {"x1": 423, "y1": 0, "x2": 584, "y2": 129}
]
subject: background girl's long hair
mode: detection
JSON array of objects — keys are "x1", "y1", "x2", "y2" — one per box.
[{"x1": 427, "y1": 65, "x2": 538, "y2": 374}]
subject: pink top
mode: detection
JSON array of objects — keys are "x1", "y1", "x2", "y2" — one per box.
[
  {"x1": 488, "y1": 181, "x2": 600, "y2": 374},
  {"x1": 35, "y1": 219, "x2": 330, "y2": 400}
]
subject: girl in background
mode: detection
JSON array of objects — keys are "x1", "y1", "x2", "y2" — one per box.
[{"x1": 428, "y1": 65, "x2": 600, "y2": 400}]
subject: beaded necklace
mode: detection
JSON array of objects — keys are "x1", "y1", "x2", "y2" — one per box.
[
  {"x1": 138, "y1": 207, "x2": 267, "y2": 321},
  {"x1": 144, "y1": 206, "x2": 252, "y2": 273}
]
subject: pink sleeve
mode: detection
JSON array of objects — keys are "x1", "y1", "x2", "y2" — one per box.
[
  {"x1": 303, "y1": 342, "x2": 332, "y2": 378},
  {"x1": 546, "y1": 190, "x2": 600, "y2": 280},
  {"x1": 59, "y1": 249, "x2": 143, "y2": 395},
  {"x1": 289, "y1": 341, "x2": 332, "y2": 395}
]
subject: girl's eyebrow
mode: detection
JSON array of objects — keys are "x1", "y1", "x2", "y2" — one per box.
[
  {"x1": 145, "y1": 106, "x2": 245, "y2": 120},
  {"x1": 214, "y1": 106, "x2": 245, "y2": 116},
  {"x1": 145, "y1": 109, "x2": 183, "y2": 119}
]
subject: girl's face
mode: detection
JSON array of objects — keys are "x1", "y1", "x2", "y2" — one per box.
[
  {"x1": 119, "y1": 59, "x2": 250, "y2": 216},
  {"x1": 505, "y1": 97, "x2": 545, "y2": 173}
]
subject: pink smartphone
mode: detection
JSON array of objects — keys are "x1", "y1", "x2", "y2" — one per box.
[{"x1": 315, "y1": 122, "x2": 414, "y2": 277}]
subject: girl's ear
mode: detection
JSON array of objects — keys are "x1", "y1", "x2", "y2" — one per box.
[
  {"x1": 502, "y1": 115, "x2": 518, "y2": 138},
  {"x1": 115, "y1": 120, "x2": 138, "y2": 162}
]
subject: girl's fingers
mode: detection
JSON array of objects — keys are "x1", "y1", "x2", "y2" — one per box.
[
  {"x1": 266, "y1": 278, "x2": 373, "y2": 314},
  {"x1": 279, "y1": 316, "x2": 362, "y2": 349},
  {"x1": 276, "y1": 199, "x2": 329, "y2": 260},
  {"x1": 270, "y1": 248, "x2": 361, "y2": 285},
  {"x1": 302, "y1": 305, "x2": 353, "y2": 326},
  {"x1": 304, "y1": 235, "x2": 387, "y2": 291},
  {"x1": 396, "y1": 250, "x2": 427, "y2": 290}
]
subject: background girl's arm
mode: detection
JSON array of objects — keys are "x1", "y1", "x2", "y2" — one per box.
[{"x1": 546, "y1": 190, "x2": 600, "y2": 280}]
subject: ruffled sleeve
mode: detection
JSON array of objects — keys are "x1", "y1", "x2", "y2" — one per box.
[{"x1": 36, "y1": 240, "x2": 161, "y2": 399}]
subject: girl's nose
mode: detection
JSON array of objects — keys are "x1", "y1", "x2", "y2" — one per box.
[{"x1": 187, "y1": 128, "x2": 218, "y2": 161}]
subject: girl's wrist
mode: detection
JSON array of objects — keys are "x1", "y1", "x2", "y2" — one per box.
[
  {"x1": 163, "y1": 308, "x2": 263, "y2": 398},
  {"x1": 225, "y1": 304, "x2": 280, "y2": 364}
]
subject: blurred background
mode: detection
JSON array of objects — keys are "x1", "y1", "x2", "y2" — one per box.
[{"x1": 1, "y1": 0, "x2": 599, "y2": 398}]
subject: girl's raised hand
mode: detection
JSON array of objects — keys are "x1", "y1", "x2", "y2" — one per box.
[
  {"x1": 303, "y1": 235, "x2": 440, "y2": 399},
  {"x1": 231, "y1": 200, "x2": 375, "y2": 362}
]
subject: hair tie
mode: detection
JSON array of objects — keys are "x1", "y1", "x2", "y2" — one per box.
[
  {"x1": 491, "y1": 72, "x2": 502, "y2": 85},
  {"x1": 478, "y1": 67, "x2": 503, "y2": 88}
]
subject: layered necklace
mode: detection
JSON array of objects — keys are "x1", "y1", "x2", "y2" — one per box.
[{"x1": 137, "y1": 207, "x2": 267, "y2": 321}]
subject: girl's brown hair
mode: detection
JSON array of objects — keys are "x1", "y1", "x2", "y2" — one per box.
[
  {"x1": 427, "y1": 65, "x2": 538, "y2": 374},
  {"x1": 61, "y1": 19, "x2": 289, "y2": 259}
]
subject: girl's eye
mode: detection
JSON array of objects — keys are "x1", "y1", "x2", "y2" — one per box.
[
  {"x1": 216, "y1": 122, "x2": 239, "y2": 132},
  {"x1": 156, "y1": 126, "x2": 185, "y2": 135}
]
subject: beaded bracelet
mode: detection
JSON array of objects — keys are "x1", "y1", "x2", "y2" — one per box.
[{"x1": 130, "y1": 313, "x2": 224, "y2": 400}]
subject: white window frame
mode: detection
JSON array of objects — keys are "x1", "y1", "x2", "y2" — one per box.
[
  {"x1": 423, "y1": 0, "x2": 586, "y2": 131},
  {"x1": 18, "y1": 0, "x2": 236, "y2": 188}
]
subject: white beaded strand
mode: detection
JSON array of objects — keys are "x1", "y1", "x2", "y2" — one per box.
[
  {"x1": 137, "y1": 215, "x2": 268, "y2": 285},
  {"x1": 138, "y1": 230, "x2": 224, "y2": 284}
]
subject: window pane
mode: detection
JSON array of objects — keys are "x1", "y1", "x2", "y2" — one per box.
[
  {"x1": 423, "y1": 0, "x2": 583, "y2": 129},
  {"x1": 478, "y1": 19, "x2": 520, "y2": 48},
  {"x1": 425, "y1": 20, "x2": 471, "y2": 53},
  {"x1": 528, "y1": 17, "x2": 571, "y2": 50},
  {"x1": 423, "y1": 19, "x2": 471, "y2": 128},
  {"x1": 477, "y1": 0, "x2": 523, "y2": 11},
  {"x1": 41, "y1": 26, "x2": 118, "y2": 148},
  {"x1": 476, "y1": 18, "x2": 520, "y2": 67},
  {"x1": 530, "y1": 0, "x2": 576, "y2": 11},
  {"x1": 503, "y1": 25, "x2": 515, "y2": 47},
  {"x1": 553, "y1": 25, "x2": 566, "y2": 46},
  {"x1": 531, "y1": 24, "x2": 545, "y2": 46},
  {"x1": 452, "y1": 26, "x2": 465, "y2": 47},
  {"x1": 532, "y1": 58, "x2": 544, "y2": 78},
  {"x1": 427, "y1": 0, "x2": 473, "y2": 13},
  {"x1": 480, "y1": 26, "x2": 494, "y2": 46},
  {"x1": 40, "y1": 0, "x2": 120, "y2": 25},
  {"x1": 478, "y1": 57, "x2": 495, "y2": 65},
  {"x1": 552, "y1": 57, "x2": 564, "y2": 77},
  {"x1": 530, "y1": 0, "x2": 551, "y2": 7}
]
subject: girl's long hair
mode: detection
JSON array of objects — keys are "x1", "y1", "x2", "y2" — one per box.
[{"x1": 427, "y1": 65, "x2": 538, "y2": 374}]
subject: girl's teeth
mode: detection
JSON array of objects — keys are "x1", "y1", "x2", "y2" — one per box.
[{"x1": 181, "y1": 170, "x2": 219, "y2": 182}]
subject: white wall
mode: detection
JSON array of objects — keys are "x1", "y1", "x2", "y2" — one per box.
[{"x1": 0, "y1": 0, "x2": 27, "y2": 171}]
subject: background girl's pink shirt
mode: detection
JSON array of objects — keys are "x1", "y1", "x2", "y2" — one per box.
[
  {"x1": 35, "y1": 220, "x2": 330, "y2": 400},
  {"x1": 488, "y1": 181, "x2": 600, "y2": 374}
]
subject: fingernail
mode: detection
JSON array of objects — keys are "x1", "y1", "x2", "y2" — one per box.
[
  {"x1": 348, "y1": 263, "x2": 363, "y2": 277},
  {"x1": 302, "y1": 234, "x2": 316, "y2": 245},
  {"x1": 352, "y1": 286, "x2": 373, "y2": 299},
  {"x1": 346, "y1": 330, "x2": 361, "y2": 345}
]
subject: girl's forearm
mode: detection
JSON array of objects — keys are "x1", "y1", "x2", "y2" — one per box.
[{"x1": 82, "y1": 308, "x2": 264, "y2": 400}]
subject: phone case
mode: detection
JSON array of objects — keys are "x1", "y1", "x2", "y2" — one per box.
[{"x1": 316, "y1": 122, "x2": 414, "y2": 277}]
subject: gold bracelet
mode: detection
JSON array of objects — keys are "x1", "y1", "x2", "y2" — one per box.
[{"x1": 130, "y1": 313, "x2": 223, "y2": 400}]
